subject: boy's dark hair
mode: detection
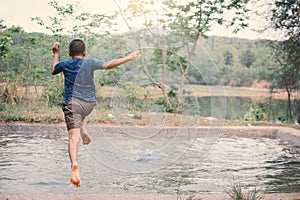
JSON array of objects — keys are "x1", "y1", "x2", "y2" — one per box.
[{"x1": 69, "y1": 39, "x2": 86, "y2": 56}]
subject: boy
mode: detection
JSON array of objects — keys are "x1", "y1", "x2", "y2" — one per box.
[{"x1": 51, "y1": 39, "x2": 141, "y2": 187}]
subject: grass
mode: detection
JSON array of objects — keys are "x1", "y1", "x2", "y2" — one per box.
[
  {"x1": 1, "y1": 98, "x2": 300, "y2": 131},
  {"x1": 1, "y1": 84, "x2": 299, "y2": 130},
  {"x1": 176, "y1": 180, "x2": 263, "y2": 200},
  {"x1": 190, "y1": 85, "x2": 269, "y2": 97},
  {"x1": 100, "y1": 85, "x2": 273, "y2": 99},
  {"x1": 0, "y1": 100, "x2": 64, "y2": 124},
  {"x1": 226, "y1": 180, "x2": 262, "y2": 200}
]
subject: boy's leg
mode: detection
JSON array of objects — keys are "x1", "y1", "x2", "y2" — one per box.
[
  {"x1": 63, "y1": 98, "x2": 96, "y2": 187},
  {"x1": 80, "y1": 118, "x2": 91, "y2": 145},
  {"x1": 79, "y1": 100, "x2": 96, "y2": 145},
  {"x1": 68, "y1": 128, "x2": 81, "y2": 187},
  {"x1": 63, "y1": 100, "x2": 85, "y2": 187}
]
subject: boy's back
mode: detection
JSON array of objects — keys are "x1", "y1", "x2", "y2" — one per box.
[{"x1": 52, "y1": 58, "x2": 105, "y2": 104}]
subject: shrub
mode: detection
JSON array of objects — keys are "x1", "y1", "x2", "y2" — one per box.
[{"x1": 226, "y1": 180, "x2": 262, "y2": 200}]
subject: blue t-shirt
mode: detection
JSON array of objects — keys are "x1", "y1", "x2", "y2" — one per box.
[{"x1": 52, "y1": 58, "x2": 105, "y2": 104}]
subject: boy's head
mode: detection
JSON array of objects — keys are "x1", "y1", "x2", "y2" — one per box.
[{"x1": 68, "y1": 39, "x2": 86, "y2": 57}]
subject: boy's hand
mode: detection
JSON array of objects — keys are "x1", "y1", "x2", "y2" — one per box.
[
  {"x1": 127, "y1": 50, "x2": 141, "y2": 60},
  {"x1": 52, "y1": 42, "x2": 60, "y2": 54},
  {"x1": 51, "y1": 42, "x2": 60, "y2": 74}
]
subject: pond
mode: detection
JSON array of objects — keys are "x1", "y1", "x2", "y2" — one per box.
[
  {"x1": 99, "y1": 95, "x2": 297, "y2": 122},
  {"x1": 197, "y1": 96, "x2": 295, "y2": 120},
  {"x1": 1, "y1": 125, "x2": 300, "y2": 195}
]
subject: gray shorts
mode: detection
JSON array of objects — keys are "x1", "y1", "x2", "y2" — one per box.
[{"x1": 62, "y1": 98, "x2": 96, "y2": 131}]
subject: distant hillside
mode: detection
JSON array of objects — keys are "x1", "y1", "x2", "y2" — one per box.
[
  {"x1": 195, "y1": 36, "x2": 274, "y2": 86},
  {"x1": 0, "y1": 29, "x2": 274, "y2": 87},
  {"x1": 200, "y1": 36, "x2": 272, "y2": 67}
]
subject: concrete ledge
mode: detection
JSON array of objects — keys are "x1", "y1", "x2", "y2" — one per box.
[
  {"x1": 1, "y1": 124, "x2": 300, "y2": 146},
  {"x1": 0, "y1": 123, "x2": 299, "y2": 134},
  {"x1": 1, "y1": 193, "x2": 300, "y2": 200}
]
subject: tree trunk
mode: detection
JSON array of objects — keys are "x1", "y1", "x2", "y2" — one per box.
[
  {"x1": 285, "y1": 85, "x2": 293, "y2": 122},
  {"x1": 176, "y1": 35, "x2": 199, "y2": 113},
  {"x1": 140, "y1": 51, "x2": 172, "y2": 110},
  {"x1": 161, "y1": 48, "x2": 172, "y2": 110}
]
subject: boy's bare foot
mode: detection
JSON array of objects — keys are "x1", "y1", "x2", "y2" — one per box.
[
  {"x1": 81, "y1": 131, "x2": 91, "y2": 145},
  {"x1": 70, "y1": 162, "x2": 81, "y2": 187}
]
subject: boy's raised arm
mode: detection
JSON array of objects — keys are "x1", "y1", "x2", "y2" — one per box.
[
  {"x1": 51, "y1": 42, "x2": 60, "y2": 75},
  {"x1": 103, "y1": 50, "x2": 141, "y2": 69}
]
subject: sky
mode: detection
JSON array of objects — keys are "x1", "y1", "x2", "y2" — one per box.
[
  {"x1": 0, "y1": 0, "x2": 117, "y2": 32},
  {"x1": 0, "y1": 0, "x2": 279, "y2": 40}
]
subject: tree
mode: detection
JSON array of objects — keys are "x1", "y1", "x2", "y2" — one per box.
[
  {"x1": 115, "y1": 0, "x2": 251, "y2": 113},
  {"x1": 32, "y1": 0, "x2": 113, "y2": 41},
  {"x1": 31, "y1": 0, "x2": 78, "y2": 90},
  {"x1": 224, "y1": 50, "x2": 233, "y2": 66},
  {"x1": 269, "y1": 0, "x2": 300, "y2": 122},
  {"x1": 31, "y1": 0, "x2": 113, "y2": 106},
  {"x1": 239, "y1": 49, "x2": 256, "y2": 68},
  {"x1": 164, "y1": 0, "x2": 251, "y2": 112},
  {"x1": 0, "y1": 20, "x2": 13, "y2": 60}
]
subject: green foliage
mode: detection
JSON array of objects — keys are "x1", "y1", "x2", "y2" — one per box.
[
  {"x1": 0, "y1": 81, "x2": 19, "y2": 104},
  {"x1": 226, "y1": 180, "x2": 262, "y2": 200},
  {"x1": 0, "y1": 25, "x2": 275, "y2": 88},
  {"x1": 31, "y1": 0, "x2": 79, "y2": 37},
  {"x1": 0, "y1": 98, "x2": 7, "y2": 111},
  {"x1": 165, "y1": 86, "x2": 178, "y2": 112},
  {"x1": 269, "y1": 0, "x2": 300, "y2": 122},
  {"x1": 0, "y1": 0, "x2": 295, "y2": 122},
  {"x1": 5, "y1": 114, "x2": 28, "y2": 122},
  {"x1": 0, "y1": 26, "x2": 277, "y2": 115},
  {"x1": 0, "y1": 35, "x2": 13, "y2": 60},
  {"x1": 0, "y1": 30, "x2": 56, "y2": 86},
  {"x1": 31, "y1": 0, "x2": 112, "y2": 39},
  {"x1": 242, "y1": 92, "x2": 298, "y2": 123},
  {"x1": 165, "y1": 0, "x2": 251, "y2": 39},
  {"x1": 271, "y1": 0, "x2": 299, "y2": 37},
  {"x1": 243, "y1": 103, "x2": 267, "y2": 121},
  {"x1": 0, "y1": 20, "x2": 13, "y2": 60},
  {"x1": 41, "y1": 77, "x2": 64, "y2": 107},
  {"x1": 73, "y1": 13, "x2": 114, "y2": 38},
  {"x1": 115, "y1": 0, "x2": 252, "y2": 113},
  {"x1": 239, "y1": 49, "x2": 256, "y2": 68},
  {"x1": 224, "y1": 50, "x2": 234, "y2": 66}
]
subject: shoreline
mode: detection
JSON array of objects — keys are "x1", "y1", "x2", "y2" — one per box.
[
  {"x1": 0, "y1": 123, "x2": 300, "y2": 137},
  {"x1": 1, "y1": 193, "x2": 300, "y2": 200}
]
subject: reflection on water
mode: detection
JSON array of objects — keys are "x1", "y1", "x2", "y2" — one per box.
[
  {"x1": 0, "y1": 130, "x2": 300, "y2": 194},
  {"x1": 198, "y1": 96, "x2": 295, "y2": 120},
  {"x1": 100, "y1": 96, "x2": 296, "y2": 120}
]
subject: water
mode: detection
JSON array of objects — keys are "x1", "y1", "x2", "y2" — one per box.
[
  {"x1": 1, "y1": 129, "x2": 300, "y2": 194},
  {"x1": 197, "y1": 96, "x2": 297, "y2": 120},
  {"x1": 100, "y1": 96, "x2": 297, "y2": 120}
]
